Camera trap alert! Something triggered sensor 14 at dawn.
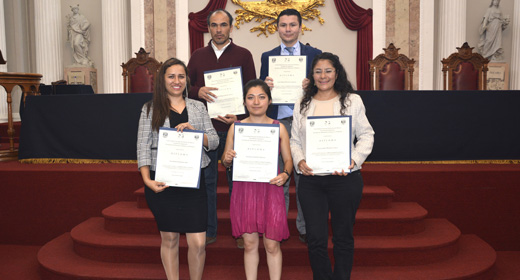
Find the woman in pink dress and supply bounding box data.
[221,79,292,280]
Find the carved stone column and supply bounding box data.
[1,0,8,123]
[419,0,435,90]
[34,0,63,85]
[102,0,129,93]
[372,0,386,58]
[436,0,466,90]
[510,0,520,90]
[130,0,145,54]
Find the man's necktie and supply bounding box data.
[285,46,295,55]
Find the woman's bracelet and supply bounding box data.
[222,161,232,171]
[283,170,290,177]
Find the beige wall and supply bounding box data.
[4,0,33,73]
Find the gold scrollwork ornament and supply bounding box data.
[232,0,325,37]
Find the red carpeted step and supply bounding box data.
[71,218,161,264]
[103,200,425,236]
[36,233,496,280]
[70,217,460,266]
[102,201,158,234]
[38,233,314,280]
[355,202,427,235]
[134,185,395,210]
[38,233,167,280]
[350,235,496,280]
[134,187,148,209]
[359,185,394,209]
[354,218,460,266]
[207,202,426,237]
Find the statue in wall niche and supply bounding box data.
[477,0,510,61]
[66,4,94,67]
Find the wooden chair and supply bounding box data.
[369,43,415,90]
[0,50,6,64]
[441,42,489,91]
[121,48,162,93]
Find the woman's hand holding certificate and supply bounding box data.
[305,116,352,174]
[154,127,204,188]
[232,123,280,183]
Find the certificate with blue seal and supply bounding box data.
[305,115,352,174]
[232,122,280,183]
[155,127,203,188]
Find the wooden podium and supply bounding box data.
[0,72,42,161]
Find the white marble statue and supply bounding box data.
[477,0,510,61]
[66,5,94,67]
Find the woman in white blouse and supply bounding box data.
[290,52,374,280]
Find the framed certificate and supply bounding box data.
[305,116,352,174]
[204,67,245,118]
[232,123,280,183]
[268,55,307,104]
[155,127,203,188]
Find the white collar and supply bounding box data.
[211,40,231,59]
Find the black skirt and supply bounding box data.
[145,108,207,233]
[145,170,207,233]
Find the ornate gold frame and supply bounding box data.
[232,0,325,37]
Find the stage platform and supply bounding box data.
[2,161,519,279]
[1,161,520,279]
[1,161,519,251]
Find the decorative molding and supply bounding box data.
[232,0,325,37]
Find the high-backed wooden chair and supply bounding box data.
[0,50,6,64]
[441,42,489,91]
[369,43,415,90]
[121,48,162,93]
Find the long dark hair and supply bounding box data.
[146,57,190,131]
[300,52,354,115]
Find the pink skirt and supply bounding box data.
[230,180,290,241]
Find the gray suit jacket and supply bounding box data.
[137,98,219,171]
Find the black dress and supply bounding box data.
[145,108,208,233]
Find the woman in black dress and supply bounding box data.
[137,58,219,280]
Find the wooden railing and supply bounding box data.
[0,72,42,161]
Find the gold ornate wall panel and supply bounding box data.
[232,0,325,37]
